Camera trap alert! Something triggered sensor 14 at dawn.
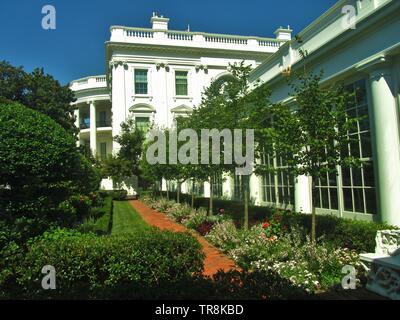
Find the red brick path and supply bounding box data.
[129,200,237,277]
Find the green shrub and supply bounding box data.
[2,228,204,299]
[98,190,127,201]
[279,212,397,252]
[0,102,101,244]
[78,196,113,235]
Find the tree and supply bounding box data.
[102,117,146,189]
[256,51,360,242]
[176,62,271,225]
[0,61,77,136]
[0,101,101,244]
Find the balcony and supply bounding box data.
[70,75,107,91]
[110,27,285,54]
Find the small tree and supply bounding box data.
[102,117,145,188]
[259,58,359,242]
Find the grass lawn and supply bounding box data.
[112,201,151,235]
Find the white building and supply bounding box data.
[71,0,400,226]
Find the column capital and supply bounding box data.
[356,55,392,79]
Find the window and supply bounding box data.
[98,111,108,127]
[276,156,295,206]
[315,168,339,210]
[100,142,107,160]
[135,117,150,132]
[233,175,246,201]
[261,153,276,204]
[189,181,204,197]
[167,181,177,192]
[175,71,188,96]
[260,151,294,206]
[212,174,223,198]
[341,79,376,214]
[81,113,90,129]
[134,69,148,95]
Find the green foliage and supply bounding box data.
[101,117,145,185]
[98,190,127,200]
[279,212,397,253]
[0,61,77,135]
[0,102,101,245]
[78,196,113,235]
[1,228,204,299]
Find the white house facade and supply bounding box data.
[71,0,400,226]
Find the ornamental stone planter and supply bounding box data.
[360,230,400,300]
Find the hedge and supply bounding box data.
[98,190,128,201]
[78,196,113,235]
[1,228,204,299]
[278,212,397,253]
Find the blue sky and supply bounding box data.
[0,0,337,85]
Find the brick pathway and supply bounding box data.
[129,200,237,277]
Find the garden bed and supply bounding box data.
[140,195,381,294]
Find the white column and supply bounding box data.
[111,62,127,154]
[367,60,400,226]
[294,175,312,214]
[90,101,97,156]
[204,181,211,198]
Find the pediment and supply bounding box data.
[130,103,155,113]
[171,104,193,113]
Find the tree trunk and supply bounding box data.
[177,182,181,204]
[191,180,195,208]
[244,175,249,230]
[209,176,214,216]
[311,177,317,244]
[166,181,170,200]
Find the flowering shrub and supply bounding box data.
[206,220,240,252]
[149,198,175,213]
[261,213,285,239]
[196,222,214,236]
[183,208,208,230]
[165,203,194,223]
[229,227,362,292]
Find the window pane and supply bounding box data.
[330,188,338,210]
[135,69,148,95]
[329,172,338,186]
[342,167,351,186]
[360,132,372,158]
[363,163,375,187]
[135,117,150,131]
[355,80,367,105]
[315,188,321,208]
[352,168,363,186]
[365,188,377,214]
[321,188,329,209]
[353,188,364,213]
[343,188,353,211]
[175,71,188,96]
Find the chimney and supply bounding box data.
[151,12,169,30]
[274,26,293,41]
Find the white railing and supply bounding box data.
[205,35,247,45]
[126,29,154,38]
[70,75,107,90]
[111,26,284,51]
[167,32,193,41]
[96,76,106,82]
